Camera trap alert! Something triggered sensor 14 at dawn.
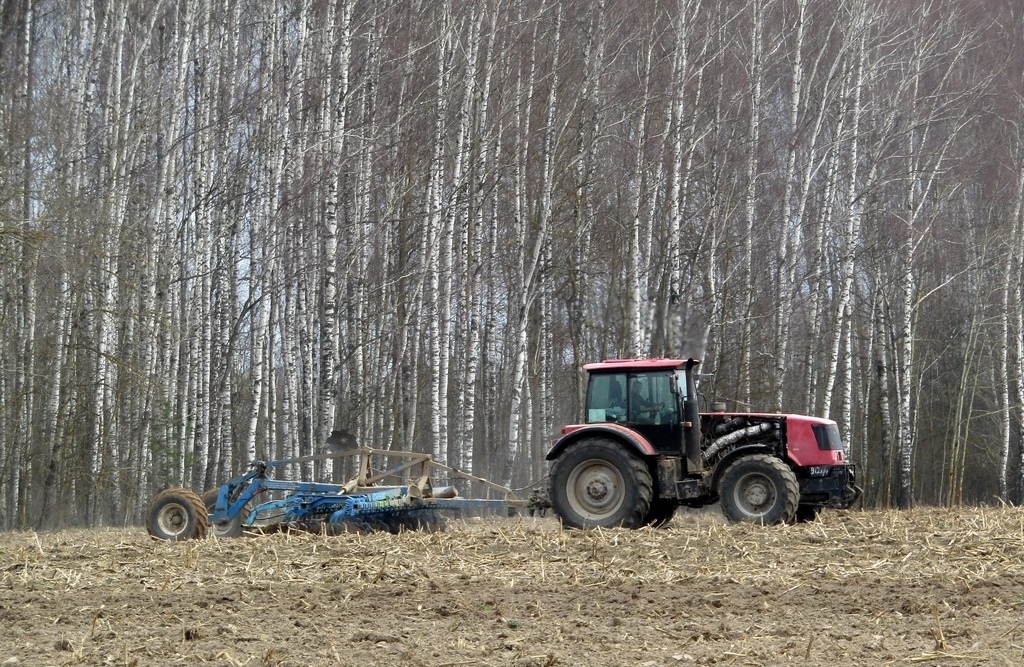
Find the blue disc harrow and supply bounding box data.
[146,441,527,540]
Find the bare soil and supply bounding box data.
[2,507,1024,667]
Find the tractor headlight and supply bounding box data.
[808,466,830,477]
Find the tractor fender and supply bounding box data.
[546,423,657,461]
[709,444,784,493]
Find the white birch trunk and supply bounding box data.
[354,20,382,465]
[97,2,139,520]
[137,0,191,500]
[353,24,380,468]
[11,0,37,528]
[460,10,494,476]
[773,0,807,411]
[569,0,605,405]
[1007,155,1024,499]
[36,270,70,527]
[739,0,765,405]
[875,296,894,507]
[666,0,706,359]
[319,0,352,465]
[821,7,869,423]
[628,44,654,358]
[447,10,484,473]
[188,0,217,491]
[1014,222,1024,501]
[210,0,244,486]
[506,10,560,488]
[891,13,972,507]
[504,12,538,487]
[242,7,287,466]
[997,233,1015,501]
[425,4,454,464]
[281,269,302,481]
[539,237,554,476]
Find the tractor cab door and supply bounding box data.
[585,373,628,424]
[624,372,681,452]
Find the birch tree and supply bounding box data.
[738,0,769,405]
[320,0,353,461]
[890,6,978,508]
[627,39,656,358]
[5,0,1024,526]
[505,7,560,488]
[771,0,843,412]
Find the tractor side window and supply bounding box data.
[586,373,627,423]
[628,373,678,424]
[674,370,689,400]
[653,375,678,422]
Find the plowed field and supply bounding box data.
[3,507,1024,666]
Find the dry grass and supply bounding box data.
[2,507,1024,666]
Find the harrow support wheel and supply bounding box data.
[146,488,208,541]
[549,437,653,529]
[718,454,799,525]
[201,487,249,538]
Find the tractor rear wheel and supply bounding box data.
[146,488,208,541]
[549,438,653,529]
[201,488,249,538]
[718,454,799,525]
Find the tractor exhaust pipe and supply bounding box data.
[683,358,702,476]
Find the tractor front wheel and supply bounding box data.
[549,438,653,529]
[718,454,799,525]
[146,488,208,541]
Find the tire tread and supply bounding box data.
[549,437,653,529]
[718,454,798,525]
[146,488,209,541]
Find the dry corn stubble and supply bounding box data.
[1,507,1023,666]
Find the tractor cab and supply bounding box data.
[584,364,684,451]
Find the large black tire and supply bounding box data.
[201,487,248,538]
[643,499,677,528]
[146,488,208,541]
[549,438,653,529]
[718,454,799,525]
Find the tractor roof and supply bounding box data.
[583,358,698,373]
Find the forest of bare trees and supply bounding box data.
[2,0,1023,530]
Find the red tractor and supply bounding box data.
[546,358,861,527]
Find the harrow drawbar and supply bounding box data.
[145,437,527,541]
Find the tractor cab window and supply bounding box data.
[627,373,678,424]
[586,373,627,423]
[674,370,690,400]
